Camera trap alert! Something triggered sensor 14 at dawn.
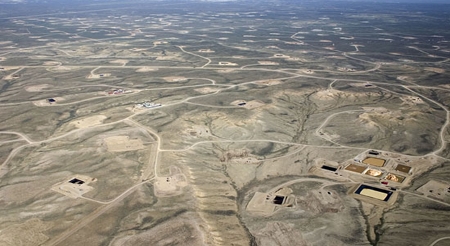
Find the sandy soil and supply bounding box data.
[0,218,51,246]
[33,97,65,106]
[312,90,340,101]
[327,55,346,59]
[110,214,206,246]
[87,73,111,79]
[154,167,188,197]
[440,84,450,89]
[109,59,128,66]
[46,66,72,72]
[43,61,60,66]
[256,79,282,86]
[0,66,19,71]
[218,62,238,66]
[185,125,212,138]
[246,188,294,216]
[397,76,414,82]
[226,162,257,189]
[156,54,183,61]
[198,49,215,53]
[153,41,168,45]
[273,54,290,58]
[254,222,308,246]
[300,69,314,74]
[424,67,445,74]
[217,69,236,73]
[258,61,279,65]
[361,203,384,242]
[400,96,424,105]
[194,87,221,94]
[129,48,147,52]
[349,83,372,88]
[51,175,95,199]
[417,180,449,201]
[246,192,276,215]
[230,100,265,109]
[70,115,107,128]
[104,136,144,152]
[357,109,401,128]
[163,76,187,82]
[135,67,158,72]
[26,84,50,92]
[3,74,20,80]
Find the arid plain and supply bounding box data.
[0,1,450,246]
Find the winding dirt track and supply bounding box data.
[0,8,449,244]
[44,180,151,246]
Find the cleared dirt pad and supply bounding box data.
[87,73,111,79]
[163,76,187,82]
[424,67,445,74]
[70,115,107,128]
[154,166,188,197]
[194,87,221,94]
[258,61,279,65]
[246,192,276,215]
[401,96,424,105]
[43,61,60,66]
[46,66,72,72]
[33,97,65,106]
[136,67,157,72]
[104,136,144,152]
[230,100,265,109]
[417,180,449,200]
[51,175,95,198]
[26,84,50,92]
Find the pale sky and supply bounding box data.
[0,0,449,4]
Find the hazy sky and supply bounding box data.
[0,0,449,4]
[286,0,449,3]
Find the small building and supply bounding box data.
[141,102,161,108]
[108,89,124,95]
[47,98,56,103]
[368,150,380,155]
